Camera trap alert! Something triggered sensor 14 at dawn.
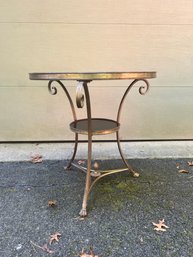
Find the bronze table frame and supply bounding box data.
[29,72,156,217]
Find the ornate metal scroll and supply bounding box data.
[76,82,85,108]
[117,79,149,123]
[116,79,150,177]
[48,80,78,168]
[48,80,77,121]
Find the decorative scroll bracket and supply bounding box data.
[48,79,77,121]
[76,82,85,108]
[117,79,150,123]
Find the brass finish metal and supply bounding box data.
[47,80,78,169]
[116,79,150,177]
[70,118,120,135]
[76,82,85,108]
[29,71,156,81]
[79,81,92,217]
[88,167,129,195]
[29,71,156,217]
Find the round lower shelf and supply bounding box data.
[69,118,120,135]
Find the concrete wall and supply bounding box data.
[0,0,193,141]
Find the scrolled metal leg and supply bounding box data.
[116,79,150,177]
[48,80,78,169]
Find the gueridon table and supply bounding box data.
[29,72,156,217]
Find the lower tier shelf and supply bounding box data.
[69,118,120,135]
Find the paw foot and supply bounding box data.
[64,165,71,170]
[133,172,140,177]
[129,169,140,177]
[79,208,87,217]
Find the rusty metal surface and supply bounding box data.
[29,71,156,81]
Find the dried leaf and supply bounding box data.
[49,232,61,245]
[179,169,189,174]
[48,200,57,207]
[152,219,169,232]
[31,154,43,163]
[188,161,193,166]
[80,247,99,257]
[78,160,85,165]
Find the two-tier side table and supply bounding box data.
[29,72,156,216]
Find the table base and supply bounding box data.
[47,79,150,216]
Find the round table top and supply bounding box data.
[29,71,156,81]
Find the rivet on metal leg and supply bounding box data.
[91,161,101,177]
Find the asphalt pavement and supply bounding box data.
[0,156,193,257]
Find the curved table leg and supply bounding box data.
[78,81,92,217]
[116,130,139,177]
[48,80,78,169]
[66,133,78,169]
[116,79,150,177]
